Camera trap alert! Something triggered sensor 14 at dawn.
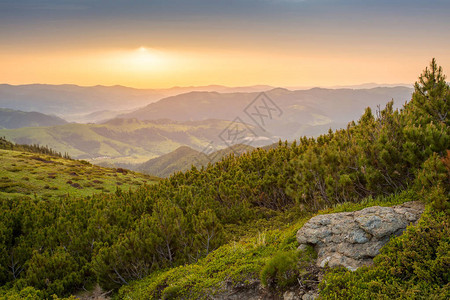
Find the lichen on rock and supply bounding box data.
[296,201,424,271]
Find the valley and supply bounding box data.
[0,85,413,175]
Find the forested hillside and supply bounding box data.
[0,60,448,299]
[0,108,67,129]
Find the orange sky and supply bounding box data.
[2,46,448,89]
[1,1,449,88]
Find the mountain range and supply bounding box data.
[0,84,274,122]
[120,86,413,141]
[0,108,67,129]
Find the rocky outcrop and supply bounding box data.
[296,201,424,271]
[213,202,424,300]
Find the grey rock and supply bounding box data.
[302,293,318,300]
[296,201,424,271]
[283,291,299,300]
[297,244,309,251]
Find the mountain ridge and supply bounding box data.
[0,108,67,129]
[119,86,413,141]
[0,84,275,122]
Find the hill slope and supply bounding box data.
[117,195,441,300]
[136,144,255,177]
[0,148,159,200]
[136,146,201,177]
[0,108,67,129]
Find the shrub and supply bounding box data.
[414,153,450,213]
[162,285,183,300]
[0,286,44,300]
[260,250,301,288]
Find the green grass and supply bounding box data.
[0,149,160,200]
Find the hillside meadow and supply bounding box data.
[0,146,159,200]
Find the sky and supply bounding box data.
[1,0,449,88]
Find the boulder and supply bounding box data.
[296,201,424,271]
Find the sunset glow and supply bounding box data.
[1,1,449,88]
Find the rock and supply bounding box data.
[302,293,318,300]
[283,291,298,300]
[296,201,424,271]
[297,244,309,251]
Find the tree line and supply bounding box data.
[0,137,71,159]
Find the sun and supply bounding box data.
[138,46,148,53]
[129,47,162,69]
[99,46,182,86]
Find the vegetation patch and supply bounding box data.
[0,147,159,201]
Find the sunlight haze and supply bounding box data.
[1,0,449,88]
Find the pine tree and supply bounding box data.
[403,59,450,166]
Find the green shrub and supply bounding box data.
[162,285,182,300]
[260,250,299,288]
[319,208,450,299]
[0,286,44,300]
[414,153,450,213]
[260,248,316,289]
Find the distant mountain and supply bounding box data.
[326,83,413,89]
[0,84,273,122]
[165,84,274,94]
[0,84,164,121]
[120,87,413,140]
[0,118,273,165]
[136,144,254,177]
[73,109,137,123]
[0,108,67,129]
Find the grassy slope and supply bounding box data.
[118,191,418,299]
[0,148,159,200]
